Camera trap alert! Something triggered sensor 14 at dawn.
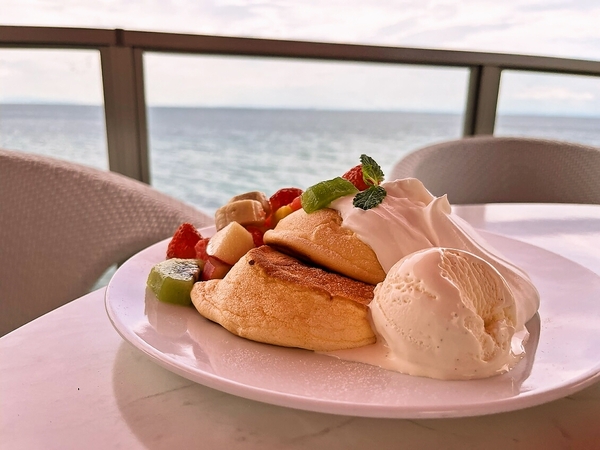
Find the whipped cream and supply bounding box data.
[330,178,539,329]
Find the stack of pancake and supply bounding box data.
[191,208,386,351]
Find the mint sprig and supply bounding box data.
[353,185,386,210]
[352,154,386,210]
[360,154,385,187]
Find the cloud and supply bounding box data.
[1,0,600,116]
[515,86,595,101]
[0,49,103,104]
[498,70,600,115]
[2,0,600,59]
[143,53,469,111]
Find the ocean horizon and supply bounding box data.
[2,103,600,215]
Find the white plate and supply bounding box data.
[105,230,600,419]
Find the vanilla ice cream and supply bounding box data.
[369,247,522,380]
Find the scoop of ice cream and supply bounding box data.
[370,247,520,380]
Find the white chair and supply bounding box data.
[390,136,600,204]
[0,149,213,336]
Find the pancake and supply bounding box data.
[263,208,386,285]
[191,245,376,351]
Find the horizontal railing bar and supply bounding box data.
[0,25,116,48]
[122,30,600,77]
[2,26,600,78]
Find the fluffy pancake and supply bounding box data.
[263,208,386,285]
[191,245,376,351]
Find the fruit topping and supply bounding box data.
[274,205,294,222]
[245,226,266,247]
[301,177,358,214]
[290,195,302,212]
[206,221,256,266]
[147,258,204,305]
[269,187,304,213]
[194,237,210,261]
[342,164,370,191]
[162,155,387,290]
[300,154,386,213]
[200,257,233,281]
[214,198,267,231]
[166,223,202,259]
[352,154,387,210]
[228,191,271,217]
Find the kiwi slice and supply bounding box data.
[147,258,204,306]
[301,177,359,213]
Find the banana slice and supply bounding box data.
[229,191,271,216]
[215,199,267,231]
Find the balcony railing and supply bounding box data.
[2,25,600,183]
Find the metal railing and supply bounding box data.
[2,25,600,183]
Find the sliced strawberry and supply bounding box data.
[194,237,210,261]
[245,226,265,247]
[342,164,369,191]
[166,223,202,259]
[269,187,304,213]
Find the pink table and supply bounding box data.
[2,203,600,449]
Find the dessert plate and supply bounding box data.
[105,229,600,418]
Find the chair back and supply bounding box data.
[0,149,213,335]
[390,136,600,204]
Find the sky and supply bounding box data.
[1,0,600,116]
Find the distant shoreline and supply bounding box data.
[2,103,600,120]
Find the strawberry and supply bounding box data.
[194,237,210,261]
[166,223,202,259]
[245,226,265,247]
[269,187,304,213]
[342,164,369,191]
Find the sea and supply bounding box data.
[2,104,600,217]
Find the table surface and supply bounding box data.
[2,203,600,450]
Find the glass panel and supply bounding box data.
[144,53,468,214]
[496,71,600,147]
[0,49,107,170]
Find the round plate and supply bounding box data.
[105,230,600,418]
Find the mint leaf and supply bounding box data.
[360,154,384,186]
[353,185,387,210]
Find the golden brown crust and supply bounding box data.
[263,208,386,285]
[191,246,376,352]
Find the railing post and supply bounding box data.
[99,42,149,183]
[463,65,502,136]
